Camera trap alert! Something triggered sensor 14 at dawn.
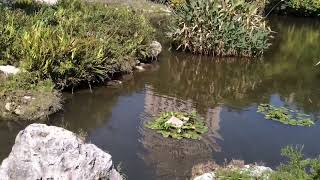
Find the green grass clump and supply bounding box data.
[0,0,155,89]
[146,111,208,140]
[0,72,54,94]
[257,104,315,127]
[269,146,320,180]
[168,0,272,57]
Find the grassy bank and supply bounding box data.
[0,0,157,120]
[0,72,61,120]
[0,0,155,90]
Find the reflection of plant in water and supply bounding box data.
[151,17,320,114]
[146,111,208,139]
[257,104,315,126]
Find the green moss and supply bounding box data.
[146,111,208,140]
[257,104,315,127]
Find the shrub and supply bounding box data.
[270,146,320,180]
[168,0,272,57]
[0,0,155,89]
[288,0,320,16]
[267,0,320,16]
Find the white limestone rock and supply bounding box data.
[0,123,122,180]
[194,172,215,180]
[165,116,185,128]
[0,65,20,75]
[149,41,162,58]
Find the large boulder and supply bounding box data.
[0,124,122,180]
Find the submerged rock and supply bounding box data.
[0,124,122,180]
[135,65,146,71]
[106,80,123,87]
[0,65,20,76]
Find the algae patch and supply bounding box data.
[257,104,315,127]
[146,112,208,140]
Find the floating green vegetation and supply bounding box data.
[146,112,208,140]
[257,104,315,127]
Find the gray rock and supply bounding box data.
[135,65,145,71]
[0,65,20,75]
[194,165,273,180]
[0,124,122,180]
[149,41,162,58]
[165,116,185,128]
[35,0,58,5]
[194,172,215,180]
[243,165,273,178]
[4,103,13,112]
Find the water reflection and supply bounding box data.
[0,16,319,180]
[139,86,221,179]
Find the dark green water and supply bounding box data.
[1,16,320,179]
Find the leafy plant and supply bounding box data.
[270,146,320,180]
[146,111,208,140]
[168,0,272,57]
[257,104,315,127]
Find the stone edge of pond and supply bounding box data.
[192,161,273,180]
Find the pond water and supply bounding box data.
[1,16,320,179]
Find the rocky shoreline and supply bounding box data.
[192,161,273,180]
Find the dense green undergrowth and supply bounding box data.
[146,111,208,140]
[257,104,315,127]
[267,0,320,16]
[168,0,272,57]
[0,0,155,90]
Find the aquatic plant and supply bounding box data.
[257,104,315,127]
[168,0,272,57]
[146,111,208,140]
[0,0,155,89]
